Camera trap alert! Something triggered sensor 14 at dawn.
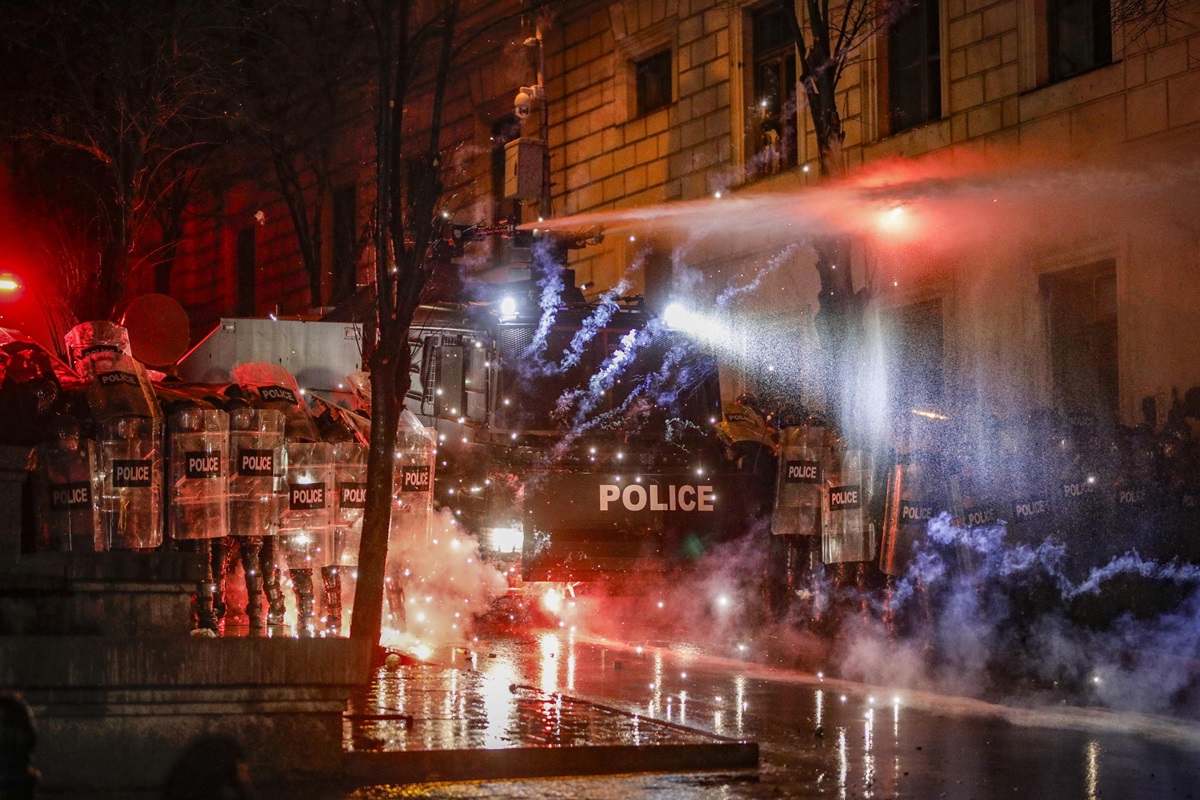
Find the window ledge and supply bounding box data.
[864,118,952,159]
[1028,57,1122,95]
[1017,58,1124,122]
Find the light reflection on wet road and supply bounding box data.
[345,631,1200,799]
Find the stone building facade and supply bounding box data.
[162,0,1200,426]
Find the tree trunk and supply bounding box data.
[778,0,862,417]
[350,0,402,648]
[349,341,402,643]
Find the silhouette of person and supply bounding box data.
[161,734,257,800]
[0,691,39,800]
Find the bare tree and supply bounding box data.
[234,0,368,309]
[0,0,236,321]
[1113,0,1195,43]
[778,0,890,181]
[771,0,898,416]
[347,0,464,646]
[348,0,551,647]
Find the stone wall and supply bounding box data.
[2,637,371,791]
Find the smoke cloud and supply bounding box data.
[506,144,1200,723]
[382,507,508,652]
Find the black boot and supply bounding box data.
[322,566,342,635]
[262,538,287,627]
[194,539,219,633]
[291,568,315,635]
[210,537,231,622]
[239,536,265,629]
[265,568,287,627]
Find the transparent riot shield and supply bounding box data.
[29,420,103,552]
[326,441,367,634]
[385,409,436,628]
[773,424,834,536]
[68,322,161,422]
[879,458,946,576]
[64,321,131,370]
[822,449,876,564]
[229,408,286,628]
[97,416,163,549]
[231,362,320,442]
[279,442,334,568]
[332,442,367,567]
[279,441,334,632]
[947,452,1000,572]
[229,409,286,537]
[167,409,230,540]
[392,409,436,545]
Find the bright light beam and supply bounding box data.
[662,302,733,346]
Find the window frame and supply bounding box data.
[1046,0,1113,82]
[1018,0,1117,91]
[1040,259,1119,422]
[634,48,674,118]
[884,0,944,135]
[611,16,677,125]
[747,3,799,174]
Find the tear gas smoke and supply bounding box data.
[558,279,630,369]
[382,507,508,653]
[508,146,1200,721]
[576,514,1200,719]
[518,246,638,378]
[713,244,797,308]
[520,243,565,374]
[833,514,1200,717]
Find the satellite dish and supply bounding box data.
[120,293,191,369]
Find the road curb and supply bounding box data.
[343,740,760,783]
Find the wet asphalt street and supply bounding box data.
[339,630,1200,799]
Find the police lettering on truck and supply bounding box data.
[598,483,715,512]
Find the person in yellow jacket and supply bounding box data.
[716,393,778,477]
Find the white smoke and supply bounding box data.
[383,507,508,653]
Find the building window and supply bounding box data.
[889,299,945,413]
[235,227,256,316]
[1041,261,1118,422]
[751,5,797,175]
[331,184,357,305]
[888,0,942,134]
[635,49,672,117]
[1047,0,1111,81]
